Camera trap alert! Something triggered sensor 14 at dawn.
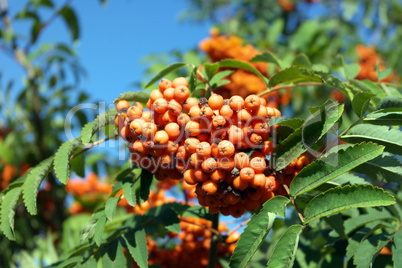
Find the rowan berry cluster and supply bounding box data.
[145,217,237,268]
[355,44,394,82]
[115,76,312,218]
[199,30,289,107]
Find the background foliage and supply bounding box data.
[1,0,402,267]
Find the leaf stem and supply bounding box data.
[69,134,118,161]
[278,176,305,224]
[207,213,220,268]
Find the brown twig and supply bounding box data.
[69,134,119,161]
[278,175,305,224]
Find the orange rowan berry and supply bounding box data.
[210,169,227,182]
[217,157,235,171]
[189,105,202,120]
[142,122,157,138]
[150,89,164,102]
[202,180,219,195]
[248,188,263,201]
[219,104,234,118]
[237,109,252,124]
[116,100,130,112]
[265,175,278,192]
[200,106,214,118]
[163,87,175,101]
[154,130,169,145]
[141,110,152,122]
[217,140,235,157]
[158,78,172,92]
[196,142,212,158]
[244,94,261,111]
[172,77,189,88]
[212,115,226,129]
[177,113,190,126]
[152,98,168,113]
[127,104,143,120]
[184,138,200,154]
[167,141,179,153]
[261,140,275,155]
[208,94,224,110]
[201,157,218,173]
[249,157,266,173]
[168,99,183,115]
[129,118,145,135]
[234,152,249,169]
[161,110,177,124]
[174,85,190,102]
[164,122,181,140]
[250,173,266,188]
[239,167,255,182]
[229,95,245,111]
[229,203,245,218]
[190,153,204,168]
[233,175,249,190]
[185,121,202,136]
[183,97,199,112]
[228,125,244,144]
[194,168,208,182]
[184,169,197,185]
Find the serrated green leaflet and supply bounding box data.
[376,96,402,109]
[81,110,117,145]
[123,228,148,268]
[269,67,322,87]
[304,185,395,223]
[351,92,376,118]
[114,91,151,104]
[105,197,120,221]
[341,124,402,155]
[22,157,54,215]
[94,213,107,246]
[229,196,289,268]
[122,177,136,206]
[140,169,153,202]
[273,118,305,129]
[343,208,395,234]
[290,142,384,196]
[292,54,311,68]
[0,187,22,240]
[58,6,79,41]
[266,224,303,268]
[250,51,283,68]
[145,62,189,88]
[54,138,82,184]
[217,59,268,85]
[363,108,402,125]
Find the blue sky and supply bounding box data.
[1,0,212,107]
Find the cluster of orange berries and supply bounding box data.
[145,217,238,268]
[355,44,394,82]
[199,30,288,107]
[115,76,312,218]
[66,173,112,214]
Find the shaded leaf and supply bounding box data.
[123,228,148,268]
[292,54,311,68]
[22,157,54,215]
[353,232,391,268]
[58,6,79,41]
[94,213,107,246]
[363,108,402,126]
[140,169,153,202]
[341,124,402,155]
[353,152,402,182]
[105,197,120,221]
[352,92,376,118]
[122,177,136,207]
[266,225,303,268]
[145,62,189,88]
[81,110,117,145]
[392,229,402,265]
[290,142,384,196]
[101,239,125,267]
[304,185,395,223]
[217,59,268,84]
[250,51,283,68]
[376,96,402,110]
[229,196,289,268]
[70,152,85,178]
[269,67,322,87]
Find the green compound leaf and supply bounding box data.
[123,228,148,268]
[114,91,151,105]
[145,62,189,88]
[290,142,384,196]
[250,51,283,68]
[292,54,311,68]
[266,224,303,268]
[376,96,402,110]
[54,138,82,184]
[304,185,395,224]
[269,67,322,87]
[229,196,290,268]
[217,59,268,85]
[0,187,22,240]
[122,176,136,207]
[363,108,402,126]
[353,232,392,268]
[140,169,153,202]
[22,157,54,215]
[341,124,402,155]
[351,92,376,118]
